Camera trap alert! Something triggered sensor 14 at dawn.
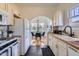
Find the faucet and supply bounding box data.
[63,26,74,37]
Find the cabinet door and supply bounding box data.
[0,3,5,10]
[68,45,79,56]
[7,4,14,25]
[53,10,63,26]
[12,43,19,56]
[58,40,67,56]
[52,37,58,56]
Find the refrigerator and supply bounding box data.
[23,19,31,55]
[12,18,31,55]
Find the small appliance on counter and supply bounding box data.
[0,30,3,38]
[7,31,13,37]
[53,26,63,34]
[3,31,7,37]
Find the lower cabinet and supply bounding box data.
[68,45,79,56]
[48,35,68,56]
[12,42,19,56]
[52,37,58,56]
[58,40,67,56]
[48,34,53,50]
[48,34,58,56]
[48,33,79,56]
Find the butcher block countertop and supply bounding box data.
[67,41,79,50]
[48,32,79,50]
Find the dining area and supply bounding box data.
[31,32,47,46]
[30,16,52,47]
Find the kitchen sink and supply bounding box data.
[58,34,79,41]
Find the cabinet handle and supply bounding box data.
[69,46,78,52]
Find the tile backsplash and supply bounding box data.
[0,26,7,32]
[72,27,79,38]
[64,16,79,38]
[59,25,79,39]
[0,26,13,37]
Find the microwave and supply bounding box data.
[0,10,8,25]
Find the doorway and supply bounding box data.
[30,16,52,47]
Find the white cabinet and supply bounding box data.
[48,34,67,56]
[0,4,6,11]
[48,34,58,56]
[0,3,20,25]
[12,42,19,56]
[0,3,14,25]
[52,37,58,56]
[48,33,79,56]
[53,10,63,26]
[48,33,53,50]
[68,45,79,56]
[58,40,67,56]
[6,4,14,25]
[48,38,52,49]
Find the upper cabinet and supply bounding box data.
[0,3,21,25]
[53,10,63,26]
[6,4,14,25]
[0,3,6,10]
[12,4,21,18]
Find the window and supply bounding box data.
[67,5,79,23]
[68,5,79,18]
[67,5,79,27]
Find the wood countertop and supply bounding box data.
[48,32,79,50]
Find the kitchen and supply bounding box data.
[0,3,79,56]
